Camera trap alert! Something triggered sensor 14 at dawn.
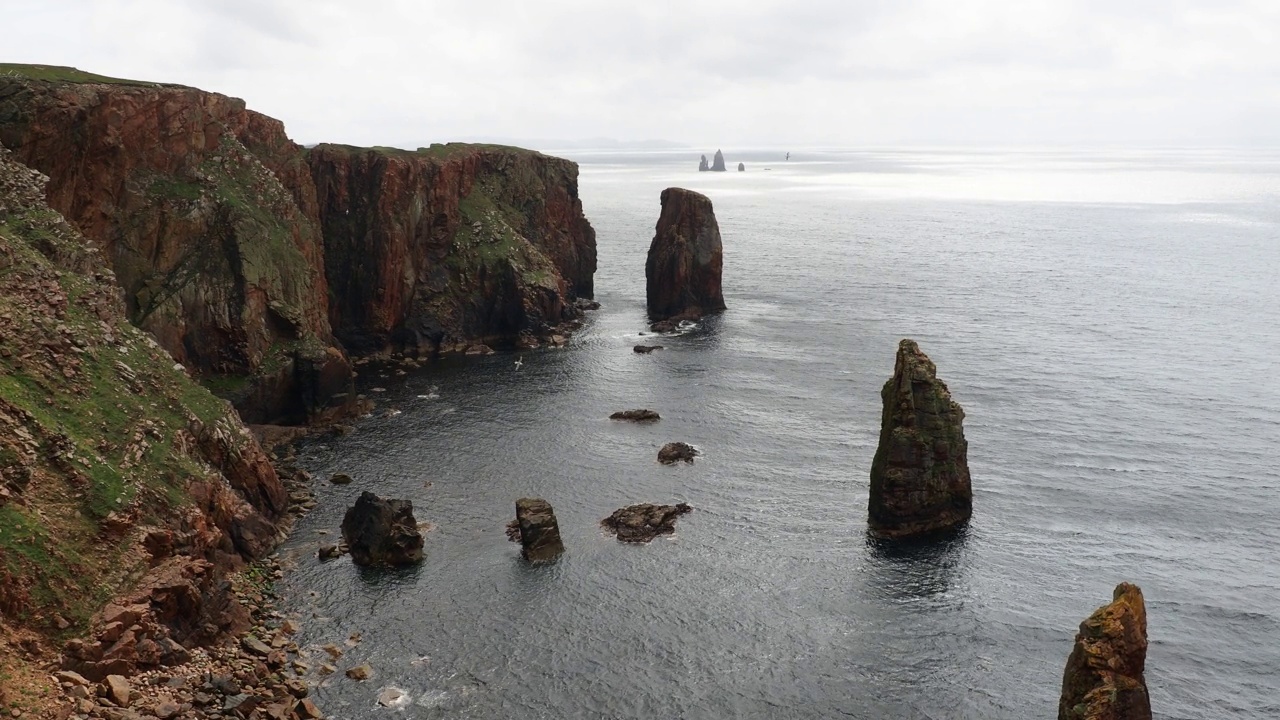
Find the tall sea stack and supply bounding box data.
[1059,583,1152,720]
[698,154,710,172]
[645,188,726,322]
[711,149,727,172]
[868,339,972,538]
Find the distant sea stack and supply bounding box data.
[711,149,727,172]
[1059,583,1152,720]
[737,162,745,172]
[698,154,710,172]
[645,188,726,322]
[868,339,972,538]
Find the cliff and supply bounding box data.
[307,143,596,354]
[645,187,725,322]
[868,339,972,538]
[1059,583,1152,720]
[0,145,287,676]
[0,64,353,424]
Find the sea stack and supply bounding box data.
[867,339,972,538]
[1059,583,1152,720]
[645,188,726,322]
[513,498,565,562]
[711,149,727,171]
[340,491,425,566]
[698,154,710,172]
[737,162,745,172]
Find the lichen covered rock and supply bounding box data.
[645,188,725,322]
[1059,583,1152,720]
[868,339,972,537]
[340,491,425,566]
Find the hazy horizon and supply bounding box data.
[7,1,1279,149]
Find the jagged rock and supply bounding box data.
[317,544,341,560]
[646,188,726,322]
[868,339,972,538]
[1059,583,1152,720]
[513,498,565,562]
[658,442,698,464]
[698,154,709,172]
[737,162,745,171]
[602,503,693,543]
[240,635,272,658]
[345,663,373,681]
[295,698,323,719]
[649,320,678,334]
[610,409,660,422]
[102,675,131,707]
[340,492,425,566]
[329,473,352,485]
[633,344,664,354]
[711,149,727,172]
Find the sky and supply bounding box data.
[6,0,1279,148]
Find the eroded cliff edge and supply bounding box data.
[308,143,596,355]
[0,66,353,424]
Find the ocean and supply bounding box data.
[276,147,1280,719]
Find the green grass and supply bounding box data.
[0,63,160,86]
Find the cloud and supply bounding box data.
[5,0,1279,146]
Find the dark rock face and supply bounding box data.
[1059,583,1152,720]
[511,497,565,562]
[601,503,692,543]
[658,442,698,464]
[868,339,972,538]
[698,155,709,172]
[645,188,726,322]
[610,409,660,422]
[308,144,596,356]
[711,149,727,172]
[633,344,664,353]
[339,492,424,566]
[737,162,745,172]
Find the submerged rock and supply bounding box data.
[602,503,693,543]
[513,497,565,562]
[1059,583,1152,720]
[646,188,726,322]
[868,339,972,538]
[610,409,660,422]
[339,492,425,566]
[329,473,353,485]
[633,344,665,353]
[658,442,698,464]
[711,149,727,171]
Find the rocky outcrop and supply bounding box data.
[1059,583,1152,720]
[737,162,745,172]
[633,344,664,353]
[610,409,660,422]
[711,150,726,172]
[698,155,709,172]
[658,442,699,464]
[0,143,286,652]
[0,65,354,424]
[339,491,425,566]
[509,497,565,562]
[602,503,692,543]
[307,143,597,356]
[645,188,726,322]
[868,339,972,538]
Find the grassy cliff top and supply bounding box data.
[310,141,543,160]
[0,63,173,87]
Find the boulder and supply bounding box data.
[345,663,372,681]
[633,344,664,353]
[602,503,693,543]
[645,188,726,322]
[1059,583,1152,720]
[102,675,131,707]
[610,409,660,422]
[658,442,698,464]
[329,473,353,485]
[868,339,972,538]
[339,492,425,566]
[711,149,727,171]
[512,498,565,562]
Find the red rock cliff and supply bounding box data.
[0,67,352,423]
[307,143,596,354]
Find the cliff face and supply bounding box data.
[0,66,353,424]
[308,143,596,354]
[0,145,285,647]
[1059,583,1152,720]
[645,187,725,322]
[868,339,972,538]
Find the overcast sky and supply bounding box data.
[7,0,1279,148]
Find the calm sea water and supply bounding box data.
[277,148,1280,719]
